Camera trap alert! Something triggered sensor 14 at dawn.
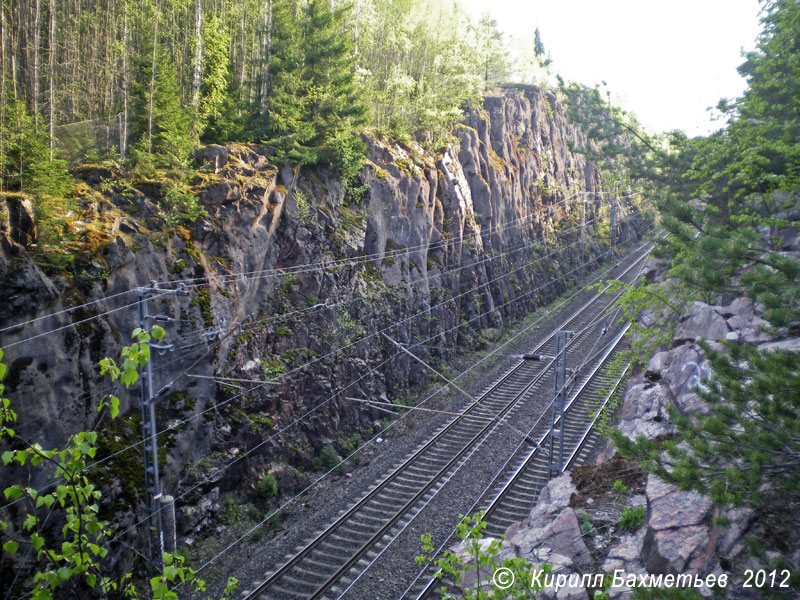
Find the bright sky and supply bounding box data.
[458,0,763,136]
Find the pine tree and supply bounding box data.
[130,40,194,169]
[300,0,367,154]
[199,15,242,142]
[475,13,509,83]
[254,0,366,168]
[252,0,312,158]
[612,0,800,511]
[533,27,545,57]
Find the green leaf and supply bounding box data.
[110,397,120,419]
[121,368,138,388]
[23,513,37,531]
[31,533,44,551]
[151,325,165,341]
[1,450,13,464]
[57,566,71,581]
[0,362,6,381]
[4,484,23,500]
[3,540,19,555]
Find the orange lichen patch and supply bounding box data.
[173,226,192,241]
[74,229,111,258]
[195,171,225,187]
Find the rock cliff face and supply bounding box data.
[0,87,644,544]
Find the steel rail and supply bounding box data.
[244,243,651,600]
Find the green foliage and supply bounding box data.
[324,131,367,204]
[416,511,551,599]
[592,277,687,367]
[610,0,800,522]
[131,30,195,169]
[260,356,287,380]
[199,15,243,142]
[474,14,510,83]
[253,0,367,168]
[314,444,341,472]
[255,471,279,499]
[614,341,800,507]
[162,179,208,227]
[337,433,362,456]
[533,28,545,58]
[1,333,237,599]
[294,189,312,224]
[618,506,645,531]
[222,494,244,524]
[612,480,628,494]
[0,95,75,249]
[578,512,597,537]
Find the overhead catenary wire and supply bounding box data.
[398,251,656,600]
[0,185,621,351]
[1,289,174,350]
[0,227,579,513]
[0,288,134,334]
[166,238,654,591]
[0,214,646,518]
[107,236,650,553]
[0,191,611,355]
[177,243,649,595]
[153,194,585,288]
[183,234,588,392]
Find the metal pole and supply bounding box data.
[547,330,568,480]
[580,196,587,277]
[137,289,164,570]
[135,284,188,571]
[610,202,618,255]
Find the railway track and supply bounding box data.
[242,242,651,600]
[409,325,633,599]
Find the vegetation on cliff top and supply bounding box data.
[0,0,559,272]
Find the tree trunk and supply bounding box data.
[354,0,360,56]
[191,0,202,108]
[9,6,16,99]
[237,8,245,100]
[121,0,129,158]
[32,0,41,130]
[1,3,6,191]
[48,0,55,160]
[259,0,271,111]
[148,16,159,154]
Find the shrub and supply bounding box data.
[618,506,645,531]
[318,444,341,471]
[255,471,279,499]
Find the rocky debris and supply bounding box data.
[616,382,674,440]
[198,144,228,173]
[178,487,220,535]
